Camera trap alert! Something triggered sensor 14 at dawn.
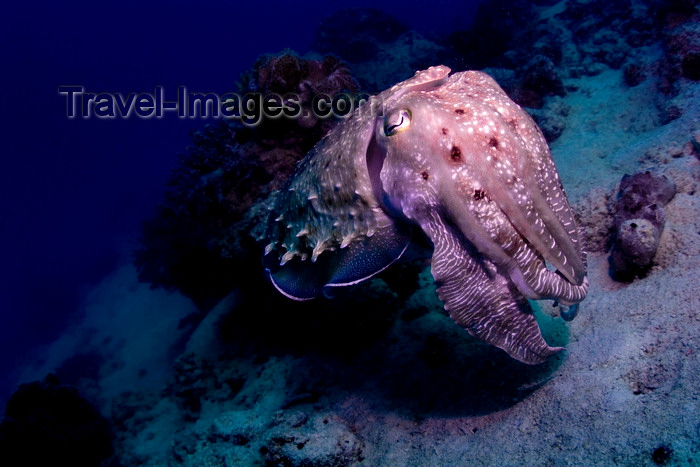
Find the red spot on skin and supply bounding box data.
[421,171,429,180]
[450,146,462,162]
[455,109,465,115]
[441,128,448,135]
[488,136,499,148]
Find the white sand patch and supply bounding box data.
[552,67,664,195]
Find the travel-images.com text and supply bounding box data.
[58,86,376,125]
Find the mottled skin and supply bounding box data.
[264,66,588,364]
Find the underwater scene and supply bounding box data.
[1,0,699,465]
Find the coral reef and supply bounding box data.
[525,96,571,142]
[312,8,409,64]
[439,0,700,139]
[351,30,446,92]
[659,3,700,95]
[238,51,359,137]
[0,374,112,466]
[610,170,677,280]
[446,0,538,70]
[446,2,571,115]
[311,8,446,91]
[134,52,358,310]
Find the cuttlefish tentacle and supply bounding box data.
[452,72,587,286]
[508,242,588,305]
[380,91,586,306]
[436,175,588,307]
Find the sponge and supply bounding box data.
[610,170,676,280]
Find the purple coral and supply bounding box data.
[239,52,359,136]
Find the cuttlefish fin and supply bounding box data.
[265,222,411,301]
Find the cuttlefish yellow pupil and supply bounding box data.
[383,108,411,136]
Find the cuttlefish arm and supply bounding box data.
[454,71,586,287]
[373,69,588,363]
[420,205,563,364]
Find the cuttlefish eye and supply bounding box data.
[383,108,411,136]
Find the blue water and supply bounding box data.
[0,0,479,408]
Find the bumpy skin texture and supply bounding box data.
[265,66,588,364]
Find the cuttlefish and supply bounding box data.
[263,66,588,364]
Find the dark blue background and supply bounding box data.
[0,0,478,403]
